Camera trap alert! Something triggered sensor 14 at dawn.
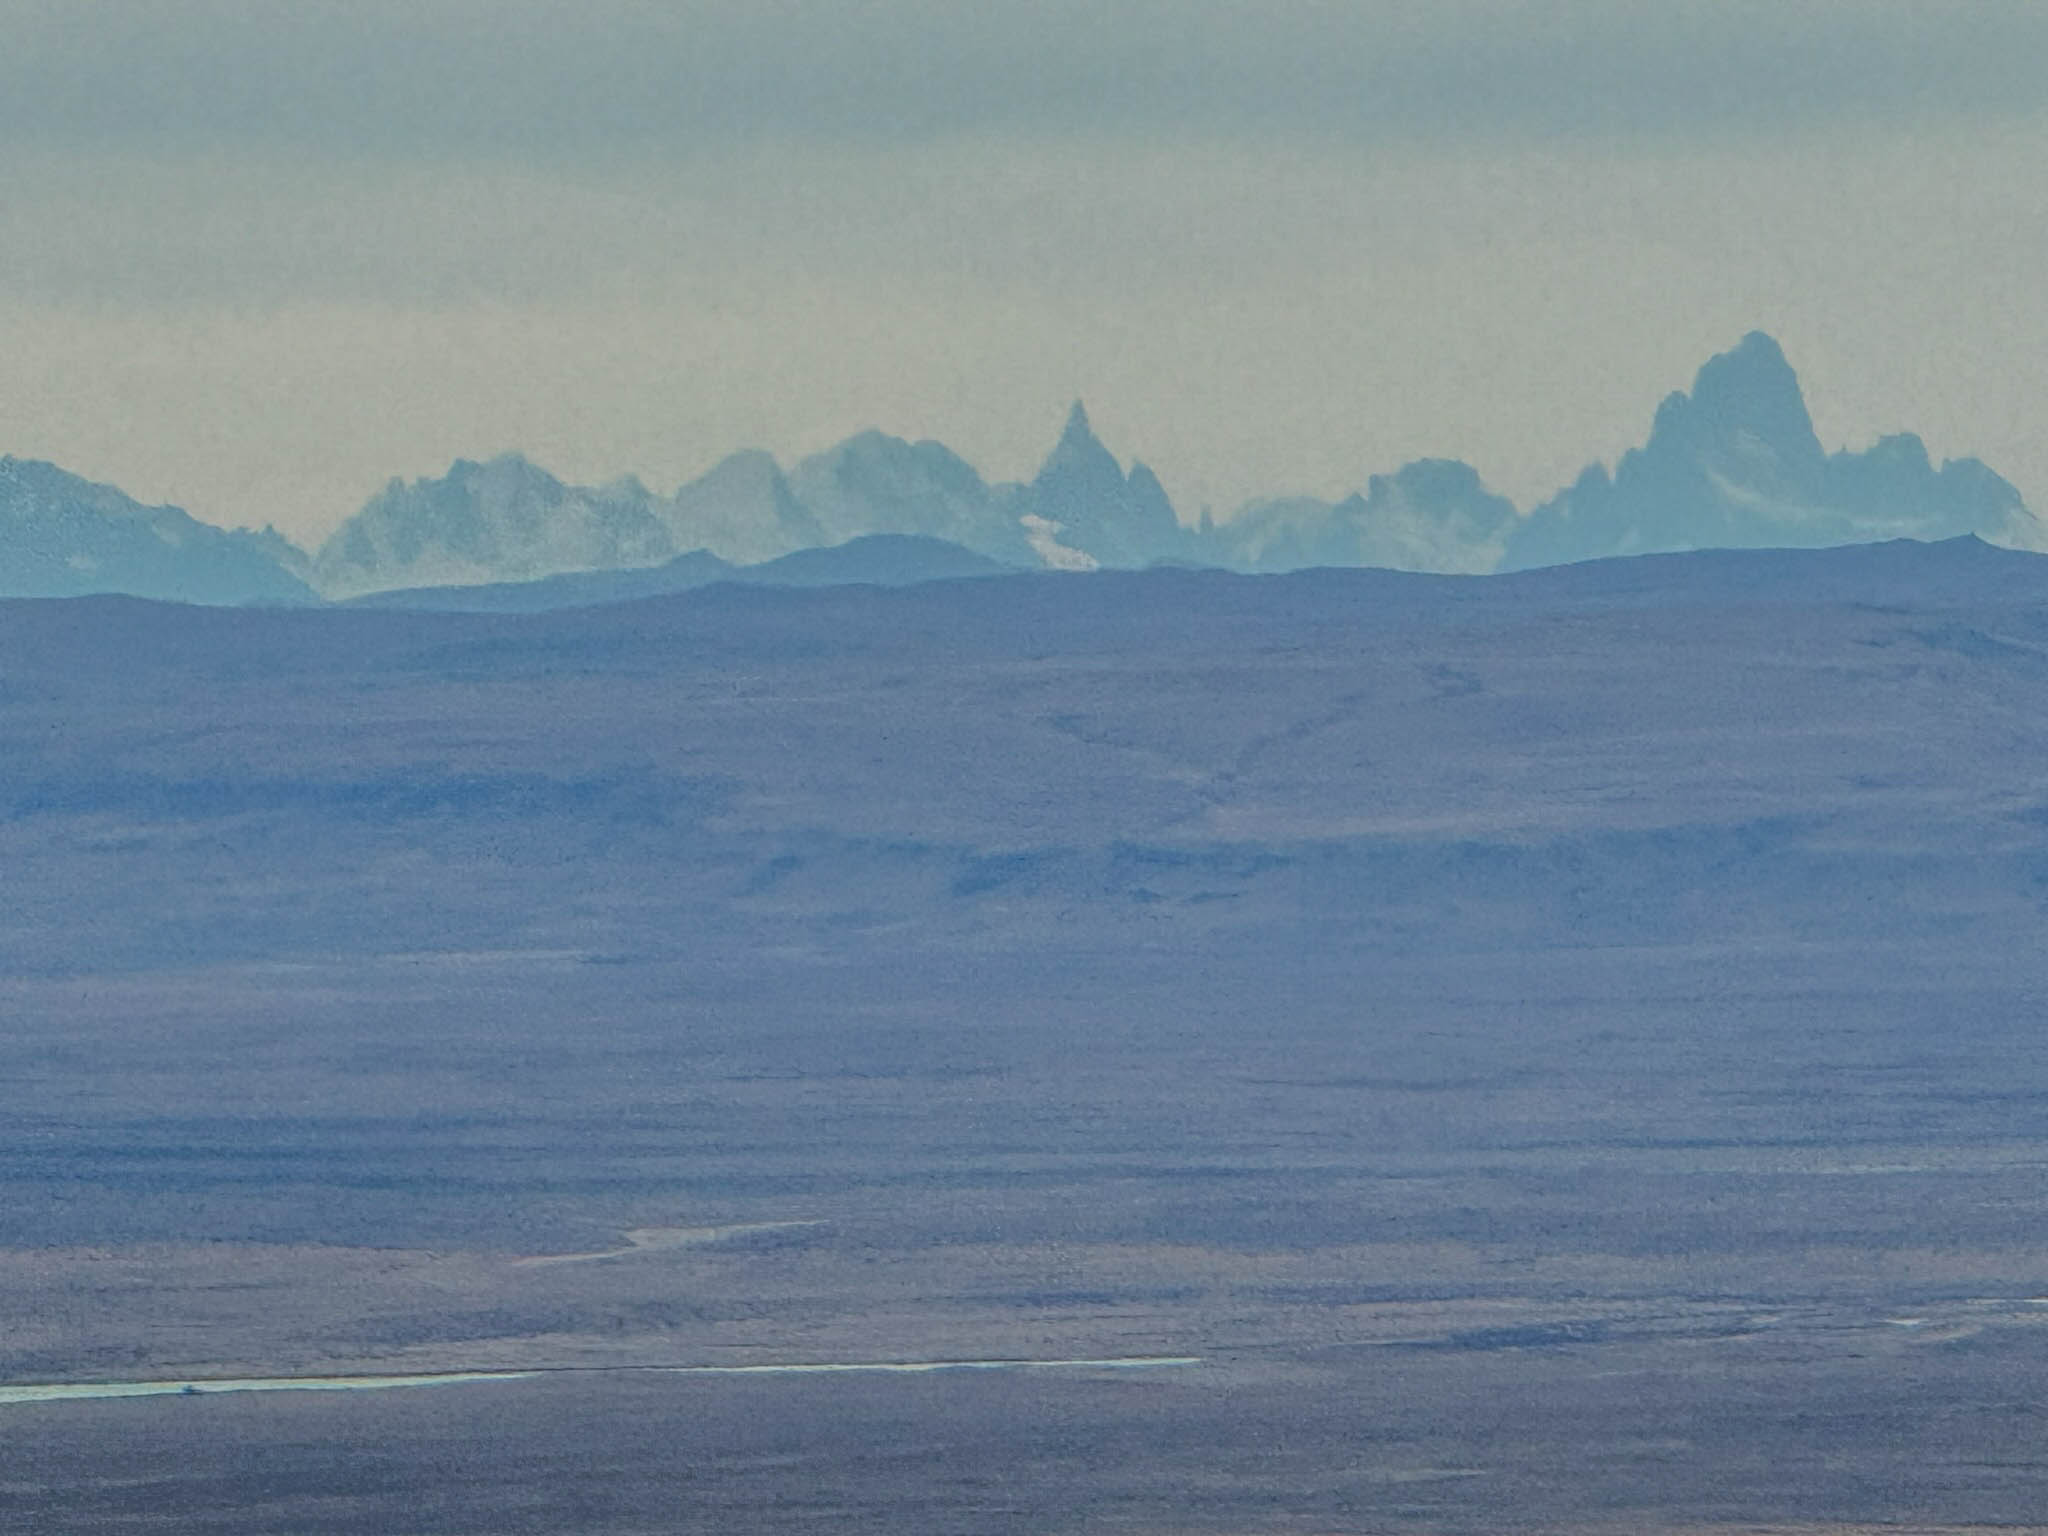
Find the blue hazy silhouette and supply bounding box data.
[0,457,313,605]
[1502,332,2039,569]
[4,334,2041,604]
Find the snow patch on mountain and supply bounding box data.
[1021,514,1099,572]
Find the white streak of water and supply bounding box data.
[0,1355,1199,1408]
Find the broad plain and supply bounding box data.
[6,547,2048,1528]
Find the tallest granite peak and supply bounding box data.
[1651,329,1822,468]
[1501,330,2042,570]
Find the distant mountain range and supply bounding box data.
[0,458,316,606]
[3,333,2040,607]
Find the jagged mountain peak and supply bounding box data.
[800,429,981,489]
[680,448,786,496]
[1038,401,1125,490]
[1647,329,1822,470]
[1705,329,1795,387]
[1377,458,1493,503]
[1017,405,1187,569]
[313,451,675,598]
[446,450,558,486]
[1127,460,1167,497]
[0,455,314,604]
[785,430,1025,562]
[835,427,906,458]
[665,449,822,566]
[1202,456,1518,576]
[1502,331,2042,570]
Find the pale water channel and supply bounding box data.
[0,1356,1202,1408]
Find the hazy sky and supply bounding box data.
[5,0,2047,544]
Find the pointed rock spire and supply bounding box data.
[1652,330,1822,468]
[1018,402,1186,568]
[1037,400,1125,489]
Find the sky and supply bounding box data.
[4,0,2047,546]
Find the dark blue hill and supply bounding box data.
[347,534,1013,612]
